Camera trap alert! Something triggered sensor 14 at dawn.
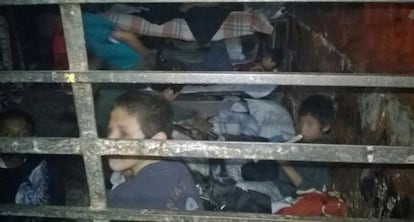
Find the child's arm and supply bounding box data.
[112,30,150,57]
[249,64,265,72]
[277,160,303,187]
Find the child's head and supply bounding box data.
[0,110,33,169]
[108,92,173,140]
[151,84,184,102]
[261,48,283,71]
[298,95,334,142]
[0,109,33,137]
[107,92,173,173]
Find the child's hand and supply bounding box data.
[192,115,213,134]
[249,64,264,72]
[112,29,137,43]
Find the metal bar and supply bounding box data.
[59,4,88,71]
[1,0,414,5]
[2,71,414,88]
[60,4,97,138]
[60,4,107,210]
[87,139,414,164]
[1,138,414,164]
[0,137,82,154]
[82,153,107,209]
[71,84,98,138]
[0,204,404,222]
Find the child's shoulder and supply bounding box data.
[154,160,189,172]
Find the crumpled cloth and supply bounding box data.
[15,160,50,205]
[276,191,348,217]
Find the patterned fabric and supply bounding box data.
[210,108,260,137]
[101,9,273,42]
[15,160,50,205]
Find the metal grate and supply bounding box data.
[0,1,414,221]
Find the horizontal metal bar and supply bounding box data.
[0,137,82,154]
[0,204,404,222]
[1,71,414,88]
[1,138,414,164]
[1,0,414,5]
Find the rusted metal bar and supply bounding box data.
[59,4,88,72]
[82,153,107,210]
[60,4,106,210]
[1,0,414,5]
[2,71,414,88]
[0,204,404,222]
[60,4,96,137]
[0,137,82,154]
[1,138,414,164]
[71,84,98,138]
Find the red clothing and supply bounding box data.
[277,192,347,217]
[52,21,68,69]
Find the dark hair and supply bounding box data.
[298,95,334,127]
[0,109,33,136]
[265,48,283,67]
[113,92,173,138]
[151,84,184,94]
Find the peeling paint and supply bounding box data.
[292,16,354,72]
[64,72,76,83]
[33,140,40,153]
[360,93,414,146]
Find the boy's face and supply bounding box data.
[108,107,144,140]
[0,118,31,137]
[299,114,328,142]
[107,107,144,173]
[0,117,31,168]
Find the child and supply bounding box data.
[236,48,283,72]
[298,94,334,143]
[274,94,334,197]
[106,92,203,211]
[0,110,64,221]
[83,13,151,70]
[150,84,184,102]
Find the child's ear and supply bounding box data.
[322,125,331,133]
[151,131,167,140]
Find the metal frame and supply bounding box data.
[1,138,414,164]
[0,1,413,222]
[0,204,406,222]
[2,0,414,5]
[2,71,414,87]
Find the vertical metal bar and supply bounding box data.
[60,4,107,210]
[71,83,98,138]
[60,4,96,137]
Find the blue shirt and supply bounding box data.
[82,13,139,70]
[274,162,331,197]
[108,160,203,211]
